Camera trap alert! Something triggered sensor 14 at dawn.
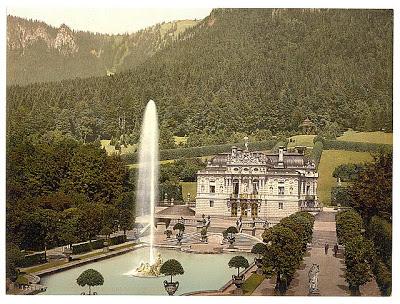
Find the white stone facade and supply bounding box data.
[195,146,319,220]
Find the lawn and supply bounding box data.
[25,260,68,274]
[242,273,265,295]
[181,182,197,200]
[127,159,175,169]
[173,136,188,146]
[100,139,137,156]
[337,130,393,145]
[287,135,316,149]
[317,150,373,205]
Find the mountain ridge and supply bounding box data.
[7,15,201,85]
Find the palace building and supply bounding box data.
[195,143,319,220]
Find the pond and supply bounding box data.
[40,247,255,295]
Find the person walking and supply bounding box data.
[333,243,339,257]
[324,243,329,255]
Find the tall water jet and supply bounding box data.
[136,100,159,264]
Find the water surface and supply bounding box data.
[41,247,254,295]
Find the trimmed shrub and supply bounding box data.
[368,216,392,267]
[72,242,93,254]
[336,209,363,245]
[344,236,374,292]
[370,257,391,296]
[294,211,315,226]
[109,234,127,246]
[90,239,105,250]
[20,252,46,267]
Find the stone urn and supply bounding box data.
[176,233,183,245]
[163,280,179,296]
[232,274,245,289]
[228,235,236,248]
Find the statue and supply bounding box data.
[204,215,211,229]
[244,136,249,151]
[236,216,243,233]
[308,263,320,295]
[135,252,163,277]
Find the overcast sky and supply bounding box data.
[6,7,212,34]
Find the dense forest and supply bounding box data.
[6,134,134,254]
[7,9,393,148]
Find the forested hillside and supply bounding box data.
[7,15,198,85]
[7,9,393,147]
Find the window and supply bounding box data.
[233,180,239,194]
[253,180,259,194]
[210,185,215,193]
[279,202,283,209]
[269,187,273,195]
[210,200,214,207]
[278,186,285,195]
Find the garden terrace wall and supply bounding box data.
[123,140,277,164]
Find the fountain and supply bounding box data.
[133,100,161,277]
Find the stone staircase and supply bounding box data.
[312,230,338,248]
[311,211,338,248]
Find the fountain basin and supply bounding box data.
[40,247,254,295]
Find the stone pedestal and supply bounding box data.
[103,241,109,253]
[233,288,243,295]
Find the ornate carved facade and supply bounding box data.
[195,145,319,219]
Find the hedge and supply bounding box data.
[72,235,127,254]
[20,252,46,267]
[370,257,391,296]
[91,239,106,250]
[335,209,363,245]
[72,241,94,254]
[368,216,392,267]
[324,140,392,153]
[109,234,127,246]
[123,139,277,164]
[311,141,324,168]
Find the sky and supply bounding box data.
[6,7,212,34]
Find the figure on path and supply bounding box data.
[333,243,339,257]
[324,243,329,255]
